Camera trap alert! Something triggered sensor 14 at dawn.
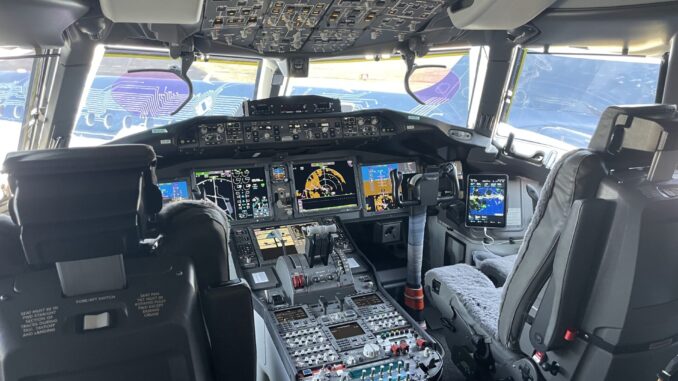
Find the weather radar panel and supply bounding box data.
[361,162,417,213]
[194,167,271,221]
[292,160,359,213]
[465,174,508,228]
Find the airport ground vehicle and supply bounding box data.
[1,1,678,380]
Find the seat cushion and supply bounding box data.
[475,253,517,286]
[425,264,501,339]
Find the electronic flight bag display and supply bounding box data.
[465,174,508,228]
[361,162,417,213]
[292,160,359,213]
[194,167,271,221]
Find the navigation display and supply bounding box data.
[465,174,508,228]
[253,222,319,261]
[158,180,190,204]
[361,162,417,213]
[194,167,271,221]
[292,160,359,213]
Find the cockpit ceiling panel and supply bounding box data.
[200,0,445,54]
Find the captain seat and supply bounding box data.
[0,144,255,381]
[425,104,678,380]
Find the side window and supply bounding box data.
[71,49,260,147]
[0,52,33,204]
[498,52,661,150]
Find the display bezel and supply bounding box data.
[464,174,509,228]
[157,177,192,204]
[289,157,362,216]
[358,160,419,216]
[190,164,275,224]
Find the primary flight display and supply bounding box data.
[361,162,417,213]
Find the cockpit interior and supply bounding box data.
[2,1,678,380]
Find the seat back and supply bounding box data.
[0,145,212,381]
[501,105,678,380]
[498,149,606,348]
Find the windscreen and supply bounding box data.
[286,51,473,127]
[292,160,359,213]
[194,167,271,221]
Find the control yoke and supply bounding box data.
[303,224,337,268]
[389,165,455,318]
[390,165,455,208]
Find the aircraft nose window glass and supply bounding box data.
[286,51,474,128]
[0,49,33,203]
[70,48,260,147]
[498,51,661,150]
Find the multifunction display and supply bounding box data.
[293,160,359,213]
[361,162,417,213]
[194,167,271,221]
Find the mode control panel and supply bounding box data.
[195,114,395,148]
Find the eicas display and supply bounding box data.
[194,167,271,221]
[361,162,417,213]
[465,174,508,228]
[292,160,359,213]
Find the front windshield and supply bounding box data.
[285,51,474,127]
[71,48,260,147]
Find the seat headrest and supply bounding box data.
[588,104,678,179]
[2,144,162,265]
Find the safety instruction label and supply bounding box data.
[134,292,166,318]
[20,306,59,338]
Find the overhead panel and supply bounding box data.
[200,0,446,54]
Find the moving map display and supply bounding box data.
[194,167,271,221]
[292,161,359,213]
[465,174,508,228]
[158,180,190,204]
[253,222,319,261]
[361,162,417,213]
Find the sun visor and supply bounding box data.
[100,0,204,24]
[447,0,557,30]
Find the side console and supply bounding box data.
[231,217,444,380]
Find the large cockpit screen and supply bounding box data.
[465,174,508,228]
[292,160,359,213]
[361,162,417,213]
[194,167,271,221]
[253,222,319,261]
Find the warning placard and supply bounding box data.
[134,292,166,318]
[20,306,59,338]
